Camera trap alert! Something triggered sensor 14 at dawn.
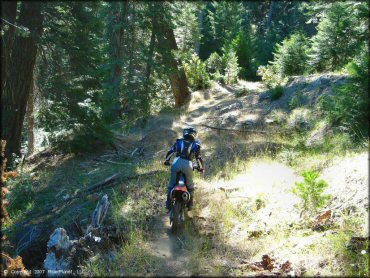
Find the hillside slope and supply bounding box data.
[3,74,368,277]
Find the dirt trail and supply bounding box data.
[142,73,368,275]
[147,212,192,276]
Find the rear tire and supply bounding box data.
[171,201,182,234]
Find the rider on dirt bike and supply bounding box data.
[164,127,205,211]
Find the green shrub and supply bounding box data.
[257,65,282,89]
[292,170,331,215]
[206,51,223,83]
[39,98,113,153]
[256,33,308,88]
[235,87,251,97]
[206,52,224,75]
[269,110,288,125]
[271,32,309,77]
[287,108,312,130]
[206,49,240,85]
[277,148,301,166]
[270,85,284,100]
[319,49,369,139]
[308,2,365,72]
[183,53,211,90]
[229,31,255,79]
[223,49,240,85]
[212,70,224,83]
[8,176,35,217]
[289,91,306,109]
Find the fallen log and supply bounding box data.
[91,194,109,228]
[182,122,267,134]
[130,148,139,157]
[93,157,132,165]
[106,160,132,165]
[3,170,166,231]
[83,173,121,193]
[44,195,118,273]
[63,169,165,203]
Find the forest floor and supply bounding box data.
[3,74,368,276]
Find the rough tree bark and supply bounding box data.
[266,0,275,34]
[104,1,128,122]
[1,1,18,92]
[145,26,156,83]
[26,76,35,156]
[144,18,156,94]
[1,2,44,166]
[153,8,191,107]
[194,9,203,55]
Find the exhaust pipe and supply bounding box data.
[182,191,190,201]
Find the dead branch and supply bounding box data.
[5,170,165,231]
[130,147,139,157]
[83,173,121,194]
[63,170,165,203]
[106,160,132,165]
[182,122,267,134]
[91,194,109,229]
[93,157,132,166]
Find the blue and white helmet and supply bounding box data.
[183,127,197,140]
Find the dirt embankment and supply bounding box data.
[5,73,365,276]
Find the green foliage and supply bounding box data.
[277,148,301,166]
[287,108,312,130]
[269,110,288,125]
[319,49,369,138]
[38,2,112,153]
[206,48,239,85]
[183,53,211,90]
[289,92,306,109]
[223,48,240,85]
[256,65,282,89]
[173,2,201,52]
[271,32,309,76]
[270,85,284,100]
[207,2,245,54]
[86,231,160,276]
[308,2,365,72]
[229,31,255,79]
[206,52,223,75]
[292,170,331,214]
[257,32,308,91]
[234,87,251,98]
[8,175,35,217]
[206,52,224,82]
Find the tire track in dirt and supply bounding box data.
[147,212,192,276]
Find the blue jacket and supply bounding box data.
[165,138,203,168]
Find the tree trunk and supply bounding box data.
[1,2,44,166]
[104,1,128,122]
[26,76,35,156]
[1,1,18,100]
[145,21,156,89]
[194,9,203,55]
[153,13,191,107]
[266,0,275,34]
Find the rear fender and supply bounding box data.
[170,186,189,201]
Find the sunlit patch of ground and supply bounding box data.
[191,151,368,276]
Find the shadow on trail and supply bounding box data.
[4,144,168,269]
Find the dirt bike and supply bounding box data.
[169,166,202,234]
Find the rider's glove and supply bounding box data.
[164,160,170,166]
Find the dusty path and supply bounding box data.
[147,212,192,276]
